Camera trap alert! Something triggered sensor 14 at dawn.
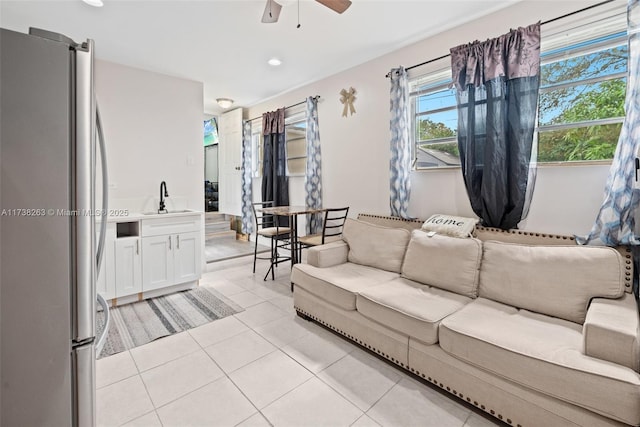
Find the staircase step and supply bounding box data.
[205,212,229,222]
[206,221,231,233]
[205,229,236,241]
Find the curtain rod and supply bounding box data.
[384,0,615,78]
[246,95,321,122]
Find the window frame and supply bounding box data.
[284,111,308,177]
[410,76,460,169]
[249,109,308,178]
[409,7,628,170]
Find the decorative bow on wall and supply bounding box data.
[340,87,357,117]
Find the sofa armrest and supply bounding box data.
[583,293,640,372]
[306,240,349,268]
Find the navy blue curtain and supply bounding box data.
[451,23,541,230]
[261,108,289,227]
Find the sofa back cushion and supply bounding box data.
[342,218,411,273]
[479,241,626,324]
[402,230,482,298]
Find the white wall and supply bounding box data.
[247,0,614,236]
[95,60,204,213]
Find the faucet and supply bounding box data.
[158,181,169,213]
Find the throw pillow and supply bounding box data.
[421,214,478,238]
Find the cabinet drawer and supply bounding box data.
[141,215,200,237]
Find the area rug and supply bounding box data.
[96,287,244,359]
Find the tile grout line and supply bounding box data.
[188,316,274,427]
[107,253,489,427]
[102,256,274,426]
[142,328,265,425]
[117,409,162,427]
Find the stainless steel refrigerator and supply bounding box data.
[0,27,110,426]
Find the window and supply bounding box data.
[203,118,218,146]
[250,110,308,177]
[285,112,307,176]
[410,10,627,169]
[410,70,459,168]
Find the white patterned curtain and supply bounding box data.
[305,96,323,234]
[389,66,412,218]
[577,0,640,249]
[241,120,254,234]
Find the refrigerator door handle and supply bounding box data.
[96,105,108,273]
[74,39,96,342]
[95,293,110,355]
[73,343,96,427]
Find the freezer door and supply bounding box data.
[74,39,97,343]
[73,342,96,427]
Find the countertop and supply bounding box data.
[105,209,204,223]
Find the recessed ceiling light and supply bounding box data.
[268,58,282,67]
[82,0,104,7]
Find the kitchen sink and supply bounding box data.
[142,209,195,215]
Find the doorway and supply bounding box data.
[204,117,219,212]
[205,144,219,212]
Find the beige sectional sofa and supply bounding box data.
[290,214,640,427]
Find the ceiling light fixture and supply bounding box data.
[268,58,282,67]
[82,0,104,7]
[216,98,234,109]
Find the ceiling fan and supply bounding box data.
[261,0,352,24]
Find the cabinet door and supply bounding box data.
[115,237,142,297]
[142,235,174,291]
[174,231,201,284]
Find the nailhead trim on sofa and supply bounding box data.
[294,306,519,426]
[304,213,637,425]
[474,225,634,292]
[357,213,634,292]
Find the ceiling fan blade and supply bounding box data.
[261,0,283,23]
[315,0,352,14]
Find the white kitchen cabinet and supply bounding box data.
[101,213,202,304]
[142,234,174,291]
[141,214,202,292]
[115,236,142,297]
[174,231,201,283]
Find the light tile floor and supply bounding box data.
[97,256,501,427]
[204,236,269,263]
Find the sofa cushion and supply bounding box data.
[583,294,640,372]
[357,278,471,345]
[401,230,482,298]
[342,219,411,273]
[306,241,349,268]
[440,298,640,425]
[291,262,398,311]
[479,241,625,324]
